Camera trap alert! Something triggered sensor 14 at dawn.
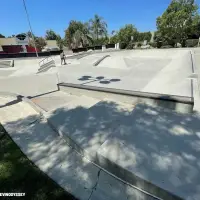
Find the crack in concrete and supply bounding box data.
[88,169,101,200]
[28,117,41,125]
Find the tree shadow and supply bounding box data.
[0,124,77,200]
[78,75,121,85]
[78,75,92,81]
[2,99,200,199]
[46,101,200,199]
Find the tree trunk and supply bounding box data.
[96,29,98,40]
[181,39,186,47]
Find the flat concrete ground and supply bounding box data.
[59,49,194,98]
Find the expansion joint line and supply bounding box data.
[88,169,101,200]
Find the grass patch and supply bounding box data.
[0,124,77,200]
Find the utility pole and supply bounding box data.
[22,0,38,57]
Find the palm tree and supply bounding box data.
[89,14,107,40]
[72,25,92,48]
[65,21,92,49]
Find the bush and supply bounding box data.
[126,41,134,49]
[186,39,199,47]
[110,35,119,44]
[120,42,127,49]
[149,42,157,48]
[137,42,142,47]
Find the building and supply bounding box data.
[42,40,59,52]
[0,35,59,53]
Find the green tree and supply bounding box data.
[45,29,58,40]
[64,20,91,49]
[56,35,65,49]
[0,33,5,38]
[153,31,163,48]
[137,32,152,42]
[192,16,200,37]
[29,37,47,51]
[156,0,200,47]
[93,37,109,45]
[110,34,119,44]
[117,24,137,48]
[89,14,107,40]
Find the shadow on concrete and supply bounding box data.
[154,95,176,110]
[47,102,200,199]
[0,124,77,200]
[27,90,59,99]
[3,100,200,199]
[78,75,121,85]
[78,75,92,81]
[0,95,23,108]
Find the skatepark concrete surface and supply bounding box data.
[59,49,194,98]
[1,48,200,200]
[0,95,157,200]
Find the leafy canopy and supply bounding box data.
[0,33,5,38]
[156,0,200,46]
[117,24,137,47]
[45,29,58,40]
[65,20,91,49]
[89,14,107,40]
[29,37,46,51]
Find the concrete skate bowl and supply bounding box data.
[58,49,194,112]
[95,49,192,71]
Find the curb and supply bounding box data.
[58,82,194,114]
[93,55,110,66]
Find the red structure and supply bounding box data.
[26,45,39,52]
[2,45,39,53]
[2,45,23,53]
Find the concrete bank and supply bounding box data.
[0,94,158,200]
[25,89,198,200]
[59,83,193,113]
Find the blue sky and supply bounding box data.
[1,0,200,38]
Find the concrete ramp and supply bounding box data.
[0,73,58,97]
[97,56,128,69]
[0,94,161,200]
[43,93,187,200]
[9,58,41,76]
[7,83,199,199]
[143,51,193,96]
[0,60,14,68]
[42,91,199,200]
[31,91,79,111]
[78,54,108,65]
[29,87,183,199]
